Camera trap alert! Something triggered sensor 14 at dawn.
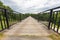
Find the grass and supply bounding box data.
[48,33,60,40]
[0,33,4,37]
[0,22,2,30]
[0,20,18,30]
[0,33,4,40]
[0,21,7,30]
[9,20,18,26]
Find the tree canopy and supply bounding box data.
[0,1,13,11]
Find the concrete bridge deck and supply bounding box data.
[1,16,53,40]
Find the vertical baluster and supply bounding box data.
[4,9,9,29]
[53,12,58,31]
[48,9,53,29]
[52,12,54,30]
[57,12,60,33]
[2,9,7,29]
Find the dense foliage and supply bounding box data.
[30,13,50,21]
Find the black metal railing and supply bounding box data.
[41,6,60,33]
[0,7,28,31]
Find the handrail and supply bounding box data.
[42,6,60,12]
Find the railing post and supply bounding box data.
[57,17,60,33]
[52,12,54,30]
[20,13,21,21]
[57,12,60,33]
[4,9,9,29]
[2,9,7,29]
[48,9,53,30]
[53,12,58,30]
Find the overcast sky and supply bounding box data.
[0,0,60,13]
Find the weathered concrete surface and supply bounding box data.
[2,16,52,40]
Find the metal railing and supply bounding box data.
[42,6,60,33]
[0,7,28,31]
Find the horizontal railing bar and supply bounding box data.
[42,6,60,12]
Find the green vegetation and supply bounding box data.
[0,33,4,40]
[30,13,50,21]
[0,1,29,31]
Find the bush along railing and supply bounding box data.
[30,13,50,22]
[0,8,9,30]
[41,6,60,34]
[0,7,28,31]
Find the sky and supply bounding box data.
[0,0,60,13]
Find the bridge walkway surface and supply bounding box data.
[1,16,53,40]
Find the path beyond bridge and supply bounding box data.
[2,16,52,40]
